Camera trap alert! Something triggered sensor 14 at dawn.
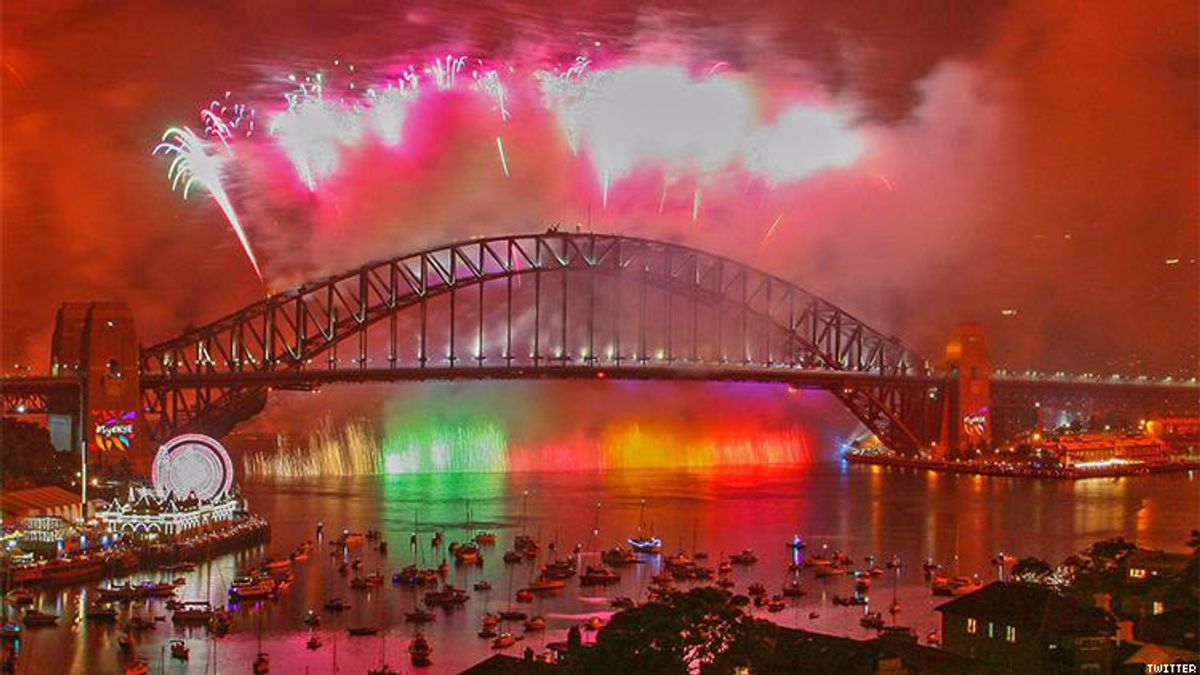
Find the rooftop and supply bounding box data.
[458,654,559,674]
[935,582,1115,636]
[1,486,80,520]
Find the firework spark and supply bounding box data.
[153,126,262,279]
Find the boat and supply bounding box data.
[949,576,982,596]
[610,596,635,610]
[349,626,380,636]
[303,610,321,627]
[730,549,758,565]
[117,632,134,653]
[584,616,606,631]
[474,531,497,545]
[124,659,150,675]
[498,609,527,621]
[478,625,498,638]
[172,601,214,623]
[169,639,189,661]
[22,609,58,627]
[491,632,516,649]
[408,632,433,666]
[579,565,620,586]
[601,546,642,566]
[767,596,787,612]
[717,560,733,574]
[96,583,144,602]
[0,623,21,640]
[854,575,872,591]
[514,590,534,603]
[628,500,662,554]
[405,609,436,623]
[523,615,547,631]
[473,580,493,591]
[143,581,177,598]
[306,634,322,650]
[161,561,196,573]
[861,612,886,630]
[815,565,847,578]
[453,542,483,566]
[423,586,470,607]
[4,589,33,606]
[787,534,807,550]
[126,616,157,631]
[808,611,820,619]
[253,652,270,674]
[86,604,118,621]
[481,612,501,627]
[502,550,524,564]
[229,574,276,601]
[524,578,565,593]
[782,580,806,597]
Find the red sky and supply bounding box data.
[3,0,1197,376]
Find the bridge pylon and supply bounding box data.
[51,302,145,474]
[942,322,992,456]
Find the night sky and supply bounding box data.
[3,0,1197,376]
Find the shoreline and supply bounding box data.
[844,452,1200,479]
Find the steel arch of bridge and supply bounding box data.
[139,231,940,449]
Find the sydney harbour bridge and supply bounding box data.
[2,231,1195,463]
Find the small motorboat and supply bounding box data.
[523,615,547,631]
[514,590,535,603]
[473,580,493,591]
[303,610,321,627]
[307,634,322,650]
[323,597,349,611]
[808,611,820,619]
[730,549,758,565]
[124,660,150,675]
[502,550,524,564]
[474,531,497,545]
[169,640,189,661]
[860,612,885,630]
[22,609,58,627]
[524,578,566,593]
[126,616,156,631]
[348,626,380,636]
[782,580,806,597]
[408,632,433,666]
[498,609,527,621]
[405,609,436,624]
[579,566,621,586]
[491,632,516,649]
[481,612,501,627]
[766,596,787,612]
[610,596,635,610]
[86,604,119,622]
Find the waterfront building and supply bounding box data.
[1040,434,1169,469]
[936,582,1117,674]
[93,487,241,540]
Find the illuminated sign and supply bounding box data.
[962,407,989,439]
[92,410,137,452]
[153,434,234,502]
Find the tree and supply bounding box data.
[1012,556,1054,584]
[576,587,775,675]
[0,417,73,488]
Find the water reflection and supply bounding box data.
[14,464,1196,673]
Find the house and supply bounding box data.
[459,654,559,674]
[936,582,1117,675]
[768,628,983,674]
[1124,548,1192,584]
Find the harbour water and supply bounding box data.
[13,463,1198,674]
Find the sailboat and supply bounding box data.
[453,501,483,565]
[252,607,269,673]
[367,628,400,675]
[628,500,662,554]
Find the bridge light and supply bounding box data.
[15,404,26,414]
[596,371,607,379]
